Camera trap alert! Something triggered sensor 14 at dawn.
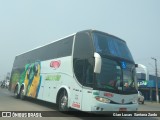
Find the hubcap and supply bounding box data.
[14,87,18,96]
[60,96,68,110]
[20,89,25,99]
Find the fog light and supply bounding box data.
[95,96,110,103]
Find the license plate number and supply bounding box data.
[119,108,127,111]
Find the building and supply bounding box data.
[137,73,160,101]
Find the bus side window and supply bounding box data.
[83,59,94,87]
[73,31,94,87]
[74,59,85,85]
[74,59,94,87]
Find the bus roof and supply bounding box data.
[16,29,126,57]
[16,33,75,57]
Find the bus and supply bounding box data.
[9,29,138,112]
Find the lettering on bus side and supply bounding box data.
[45,75,61,81]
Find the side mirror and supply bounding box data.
[94,53,102,73]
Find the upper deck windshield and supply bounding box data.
[93,32,134,62]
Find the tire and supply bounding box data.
[19,87,25,100]
[142,100,144,104]
[14,86,19,99]
[58,90,69,111]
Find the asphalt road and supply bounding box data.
[0,88,159,120]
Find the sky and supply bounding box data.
[0,0,160,79]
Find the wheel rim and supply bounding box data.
[14,87,18,97]
[20,89,25,99]
[60,95,68,110]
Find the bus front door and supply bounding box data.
[82,87,93,111]
[71,85,82,110]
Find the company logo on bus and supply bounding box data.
[50,60,61,69]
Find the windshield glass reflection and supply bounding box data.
[95,58,137,93]
[93,32,134,62]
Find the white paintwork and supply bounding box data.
[37,56,74,103]
[16,49,138,112]
[81,87,93,111]
[13,30,138,112]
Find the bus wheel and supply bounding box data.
[58,90,69,111]
[14,85,19,99]
[20,87,25,100]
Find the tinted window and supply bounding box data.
[96,58,122,90]
[13,36,73,68]
[74,59,94,87]
[73,32,93,59]
[93,32,134,62]
[73,31,94,87]
[96,58,137,94]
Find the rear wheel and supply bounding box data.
[14,85,19,99]
[19,87,25,100]
[58,90,69,111]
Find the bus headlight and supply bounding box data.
[95,96,110,103]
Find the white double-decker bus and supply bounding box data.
[9,30,138,112]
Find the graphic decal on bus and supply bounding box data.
[45,74,61,81]
[10,62,42,98]
[10,71,21,90]
[26,62,42,98]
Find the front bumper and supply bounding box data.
[91,102,138,112]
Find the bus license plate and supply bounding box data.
[119,108,127,111]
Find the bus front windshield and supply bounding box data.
[93,32,137,94]
[96,58,137,94]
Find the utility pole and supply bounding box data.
[151,57,159,103]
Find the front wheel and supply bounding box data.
[58,90,69,111]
